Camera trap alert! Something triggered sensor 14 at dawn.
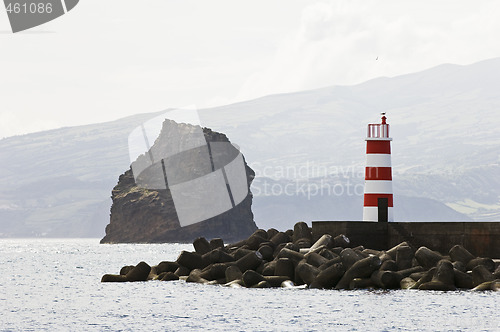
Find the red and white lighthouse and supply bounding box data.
[363,114,393,222]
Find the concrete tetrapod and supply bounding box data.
[193,237,212,255]
[472,279,500,291]
[225,265,243,283]
[292,222,312,245]
[274,258,295,281]
[371,270,401,289]
[340,248,365,270]
[102,261,151,282]
[209,238,224,250]
[449,245,475,265]
[309,234,332,252]
[296,261,320,285]
[415,247,443,270]
[396,246,413,270]
[471,265,495,287]
[466,257,495,272]
[336,255,381,289]
[454,268,473,289]
[159,272,179,281]
[419,260,456,291]
[309,262,345,289]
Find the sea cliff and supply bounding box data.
[100,120,257,243]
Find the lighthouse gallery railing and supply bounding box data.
[367,123,390,138]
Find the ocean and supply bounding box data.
[0,239,498,331]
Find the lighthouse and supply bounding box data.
[363,114,393,222]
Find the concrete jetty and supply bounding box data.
[312,221,500,258]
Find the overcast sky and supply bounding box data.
[1,0,500,138]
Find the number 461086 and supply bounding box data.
[6,2,53,14]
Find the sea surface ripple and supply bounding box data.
[0,239,498,331]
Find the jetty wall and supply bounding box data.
[312,221,500,258]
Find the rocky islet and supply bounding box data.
[100,120,258,244]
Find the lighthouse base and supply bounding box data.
[363,207,394,222]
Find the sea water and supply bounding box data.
[0,239,498,331]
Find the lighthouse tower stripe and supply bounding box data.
[363,193,394,206]
[365,167,392,180]
[366,140,391,154]
[364,180,393,194]
[365,154,392,167]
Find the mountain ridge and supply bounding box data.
[2,58,499,237]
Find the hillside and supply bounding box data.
[3,58,500,237]
[199,57,500,222]
[0,112,159,237]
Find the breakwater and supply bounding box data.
[102,222,500,291]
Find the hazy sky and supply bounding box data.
[1,0,500,138]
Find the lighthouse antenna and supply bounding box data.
[381,112,387,125]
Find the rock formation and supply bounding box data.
[100,120,257,243]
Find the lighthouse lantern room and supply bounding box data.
[363,114,394,222]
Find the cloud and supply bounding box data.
[236,0,500,101]
[2,0,500,137]
[0,111,61,138]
